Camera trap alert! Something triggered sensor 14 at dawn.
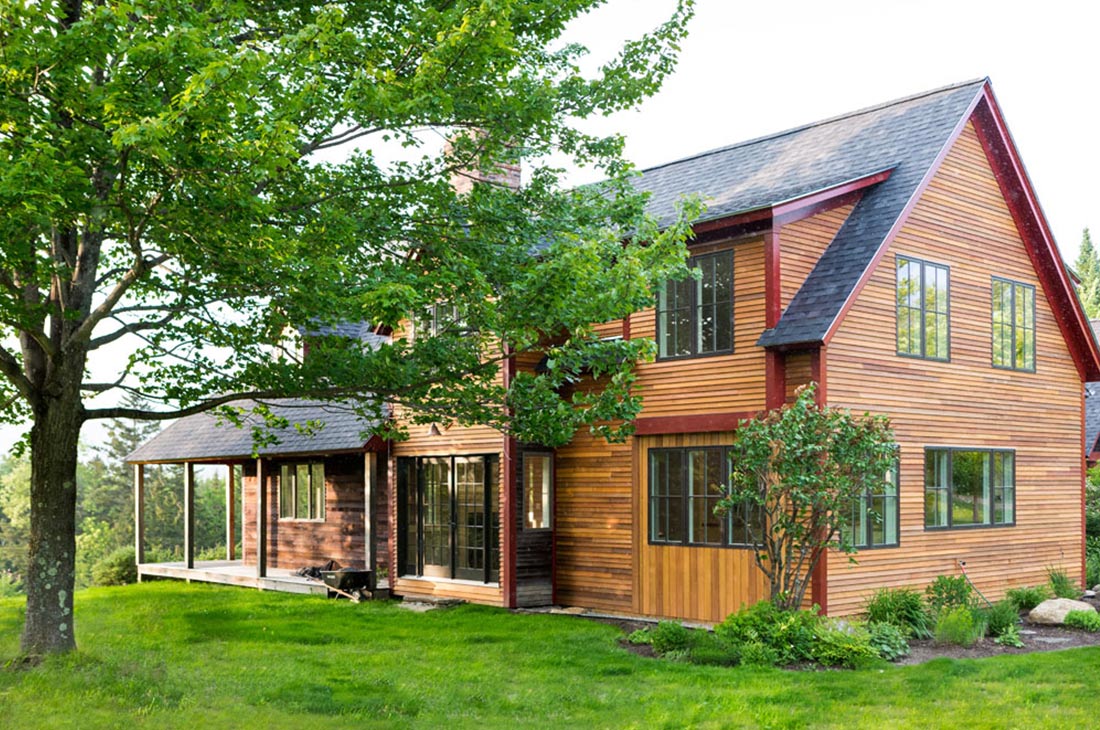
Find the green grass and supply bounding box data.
[1,583,1099,729]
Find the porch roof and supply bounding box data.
[125,398,383,464]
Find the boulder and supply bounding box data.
[1028,598,1096,625]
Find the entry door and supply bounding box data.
[420,458,452,578]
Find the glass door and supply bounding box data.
[420,458,452,578]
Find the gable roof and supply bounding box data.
[125,399,382,464]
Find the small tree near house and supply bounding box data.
[720,385,896,611]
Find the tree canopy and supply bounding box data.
[0,0,698,654]
[1075,228,1100,318]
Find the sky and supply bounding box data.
[2,0,1097,455]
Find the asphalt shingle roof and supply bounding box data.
[630,79,986,348]
[125,399,382,464]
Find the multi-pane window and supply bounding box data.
[843,461,900,549]
[992,278,1036,371]
[657,250,733,359]
[897,255,949,360]
[924,449,1015,529]
[278,463,325,521]
[648,447,761,547]
[414,302,465,339]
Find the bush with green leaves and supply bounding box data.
[90,547,138,587]
[625,628,652,645]
[1048,568,1081,599]
[934,606,985,648]
[1064,610,1100,632]
[687,633,740,667]
[979,600,1020,638]
[715,600,821,665]
[1005,585,1052,612]
[994,625,1025,648]
[0,570,22,598]
[865,587,932,638]
[1087,537,1100,589]
[650,621,693,656]
[739,641,780,667]
[925,575,973,615]
[867,621,909,661]
[811,622,880,669]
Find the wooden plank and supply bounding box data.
[184,462,195,570]
[134,463,145,567]
[225,466,235,561]
[255,458,266,578]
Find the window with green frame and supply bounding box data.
[842,461,899,549]
[924,449,1014,529]
[648,446,761,547]
[278,463,326,521]
[991,277,1035,371]
[656,250,733,359]
[896,255,949,360]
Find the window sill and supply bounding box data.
[924,522,1015,531]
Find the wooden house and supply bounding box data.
[129,78,1100,621]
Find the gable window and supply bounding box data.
[992,278,1035,371]
[896,255,949,360]
[656,250,733,359]
[278,463,325,521]
[648,447,760,547]
[843,461,899,549]
[924,448,1014,529]
[414,302,465,340]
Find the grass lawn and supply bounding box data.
[1,583,1098,729]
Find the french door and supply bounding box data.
[398,455,500,583]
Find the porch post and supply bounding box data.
[256,458,267,578]
[364,452,376,572]
[133,463,145,568]
[226,465,236,561]
[184,462,195,569]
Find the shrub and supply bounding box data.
[1064,610,1100,633]
[1005,585,1051,612]
[867,621,909,661]
[865,587,932,638]
[0,570,22,598]
[739,641,779,667]
[650,621,693,656]
[925,575,972,615]
[1048,568,1081,599]
[812,622,880,669]
[934,606,984,648]
[91,547,138,587]
[715,600,821,665]
[625,628,652,645]
[994,625,1025,648]
[688,633,740,667]
[1085,537,1100,589]
[979,600,1020,638]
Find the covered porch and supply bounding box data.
[126,399,389,596]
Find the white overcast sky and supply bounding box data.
[2,0,1097,455]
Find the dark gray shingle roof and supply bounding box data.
[631,79,986,348]
[301,321,389,349]
[125,399,381,463]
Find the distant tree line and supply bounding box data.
[1075,228,1100,318]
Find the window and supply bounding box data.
[924,449,1015,529]
[992,278,1035,371]
[648,447,760,547]
[843,461,899,549]
[657,250,733,359]
[896,255,949,360]
[278,463,325,521]
[522,453,553,530]
[414,302,466,339]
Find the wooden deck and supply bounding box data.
[137,560,329,595]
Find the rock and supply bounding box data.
[1092,584,1100,593]
[1028,598,1097,625]
[1085,590,1097,599]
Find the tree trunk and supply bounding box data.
[20,396,82,655]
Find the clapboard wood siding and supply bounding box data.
[629,237,768,416]
[633,432,768,622]
[784,351,814,403]
[780,203,855,312]
[553,413,634,613]
[242,455,377,571]
[825,121,1083,616]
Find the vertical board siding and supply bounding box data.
[780,203,855,311]
[241,455,379,571]
[825,121,1083,616]
[633,432,768,622]
[629,237,768,416]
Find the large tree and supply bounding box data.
[1076,228,1100,318]
[0,0,699,655]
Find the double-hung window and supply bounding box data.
[656,250,733,359]
[648,447,760,547]
[924,448,1014,529]
[843,461,900,549]
[278,463,326,521]
[992,278,1035,371]
[896,255,949,360]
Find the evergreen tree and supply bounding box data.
[1076,228,1100,318]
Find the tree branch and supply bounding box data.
[66,253,170,349]
[0,341,33,403]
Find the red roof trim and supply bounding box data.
[968,85,1100,381]
[632,412,755,435]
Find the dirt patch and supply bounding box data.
[897,622,1100,665]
